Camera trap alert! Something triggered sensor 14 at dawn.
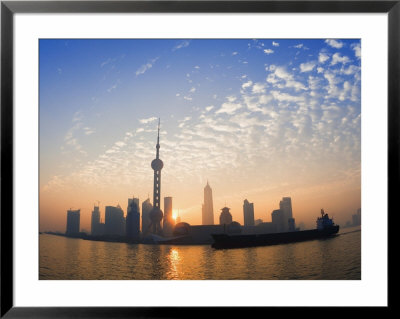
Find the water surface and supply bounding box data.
[40,226,361,280]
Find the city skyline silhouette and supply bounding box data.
[39,39,361,233]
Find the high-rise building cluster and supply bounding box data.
[87,195,174,240]
[65,119,176,240]
[271,197,296,232]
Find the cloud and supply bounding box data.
[252,83,266,94]
[72,110,83,123]
[172,40,190,51]
[266,65,307,91]
[83,127,95,135]
[323,71,358,101]
[135,57,159,76]
[300,61,316,72]
[272,41,279,47]
[264,49,274,54]
[107,81,119,93]
[323,71,340,97]
[266,73,279,84]
[325,39,344,49]
[351,43,361,59]
[270,90,305,102]
[100,58,112,68]
[293,44,303,49]
[216,101,243,115]
[242,80,253,89]
[340,65,360,76]
[63,111,87,156]
[331,53,350,65]
[139,117,157,124]
[232,51,238,56]
[115,141,126,148]
[273,66,293,80]
[318,52,330,63]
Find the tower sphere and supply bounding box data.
[150,207,163,222]
[151,158,164,170]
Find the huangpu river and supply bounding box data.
[40,226,360,280]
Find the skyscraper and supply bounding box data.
[66,209,80,235]
[126,197,140,239]
[142,198,153,233]
[279,197,294,231]
[202,181,214,225]
[105,205,125,236]
[163,196,174,236]
[243,199,255,226]
[271,209,285,232]
[128,197,139,214]
[91,205,100,235]
[219,207,232,225]
[352,208,361,226]
[149,119,164,234]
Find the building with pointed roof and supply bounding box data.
[202,181,214,225]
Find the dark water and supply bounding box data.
[40,226,361,280]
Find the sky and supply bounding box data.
[39,39,361,232]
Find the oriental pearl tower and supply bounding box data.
[149,118,164,234]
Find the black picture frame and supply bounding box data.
[1,0,394,317]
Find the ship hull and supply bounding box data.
[211,225,339,249]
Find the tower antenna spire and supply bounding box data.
[157,117,160,141]
[156,118,160,159]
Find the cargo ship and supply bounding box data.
[211,209,339,249]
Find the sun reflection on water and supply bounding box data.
[167,247,181,279]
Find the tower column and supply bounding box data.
[149,118,164,234]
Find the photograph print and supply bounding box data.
[39,39,361,280]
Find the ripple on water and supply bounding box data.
[39,230,361,280]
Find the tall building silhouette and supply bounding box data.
[66,209,80,235]
[105,205,125,236]
[243,199,255,226]
[219,207,232,225]
[128,197,139,214]
[202,181,214,225]
[91,205,101,235]
[149,119,164,234]
[126,196,140,239]
[279,197,293,231]
[271,209,285,232]
[352,208,361,226]
[142,197,153,233]
[163,196,174,236]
